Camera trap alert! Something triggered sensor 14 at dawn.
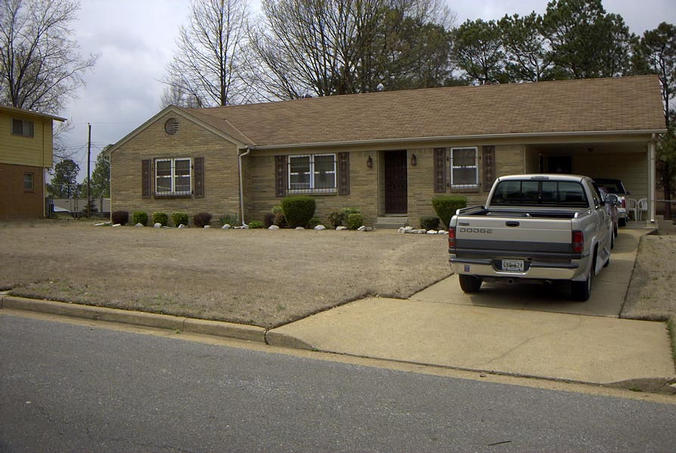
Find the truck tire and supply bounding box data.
[571,250,595,302]
[459,275,482,293]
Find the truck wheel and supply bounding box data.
[459,275,482,293]
[571,252,595,302]
[618,218,626,227]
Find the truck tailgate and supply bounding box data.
[455,217,572,255]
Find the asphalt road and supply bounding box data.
[1,313,675,452]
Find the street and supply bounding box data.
[1,313,674,452]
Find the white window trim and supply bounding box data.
[450,147,479,188]
[288,153,337,193]
[155,157,191,195]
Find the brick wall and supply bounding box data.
[0,163,44,219]
[111,112,241,224]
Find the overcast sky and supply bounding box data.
[60,0,675,179]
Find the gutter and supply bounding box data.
[238,147,251,226]
[250,129,668,151]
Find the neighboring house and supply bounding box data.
[109,75,666,227]
[0,105,65,219]
[52,198,111,216]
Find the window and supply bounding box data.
[155,158,191,195]
[450,147,478,188]
[288,154,336,193]
[490,180,588,207]
[12,119,34,137]
[23,173,34,192]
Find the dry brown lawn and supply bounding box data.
[0,221,450,327]
[622,233,676,321]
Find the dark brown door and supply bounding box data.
[385,150,407,214]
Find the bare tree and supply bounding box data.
[165,0,249,107]
[0,0,96,114]
[246,0,454,101]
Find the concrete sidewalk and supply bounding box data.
[268,227,675,386]
[267,296,674,385]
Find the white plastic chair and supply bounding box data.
[637,198,648,221]
[625,198,638,221]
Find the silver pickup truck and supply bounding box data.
[448,174,613,301]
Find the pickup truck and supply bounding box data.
[448,174,613,301]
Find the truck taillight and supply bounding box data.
[572,230,584,253]
[448,227,456,250]
[621,198,626,209]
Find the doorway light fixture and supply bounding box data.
[410,153,417,167]
[367,155,373,169]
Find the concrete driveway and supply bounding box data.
[410,227,646,318]
[268,226,675,386]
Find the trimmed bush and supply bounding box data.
[248,220,264,229]
[152,212,168,226]
[420,216,440,230]
[263,212,276,228]
[281,196,316,228]
[307,217,322,229]
[342,207,360,217]
[112,210,129,225]
[327,211,345,228]
[346,213,364,230]
[273,212,287,227]
[220,213,239,226]
[171,212,189,227]
[432,195,467,228]
[193,212,212,227]
[132,211,148,226]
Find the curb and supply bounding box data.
[0,295,267,343]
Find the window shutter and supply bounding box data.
[275,155,287,197]
[142,159,151,198]
[337,152,350,195]
[433,148,447,193]
[481,146,495,190]
[194,157,205,198]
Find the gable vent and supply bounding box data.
[164,118,179,135]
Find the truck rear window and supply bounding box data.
[490,180,589,207]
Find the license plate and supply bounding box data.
[502,259,525,272]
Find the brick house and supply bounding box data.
[0,105,65,219]
[109,75,666,227]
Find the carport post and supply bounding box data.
[649,137,656,223]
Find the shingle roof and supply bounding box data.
[186,75,665,148]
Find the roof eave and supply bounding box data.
[0,105,66,122]
[251,128,668,151]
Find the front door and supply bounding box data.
[384,150,407,214]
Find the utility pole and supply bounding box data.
[87,123,91,217]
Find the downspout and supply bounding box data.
[649,134,656,224]
[238,147,251,226]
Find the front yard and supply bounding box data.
[0,221,450,328]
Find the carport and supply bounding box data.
[524,134,658,222]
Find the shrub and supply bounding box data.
[420,216,440,230]
[346,213,364,230]
[131,211,147,226]
[171,212,189,227]
[274,212,287,228]
[220,213,239,226]
[307,217,322,229]
[327,211,345,228]
[281,196,316,228]
[248,220,264,229]
[342,207,360,217]
[112,210,129,225]
[263,212,276,228]
[152,212,168,226]
[193,212,212,227]
[432,195,467,228]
